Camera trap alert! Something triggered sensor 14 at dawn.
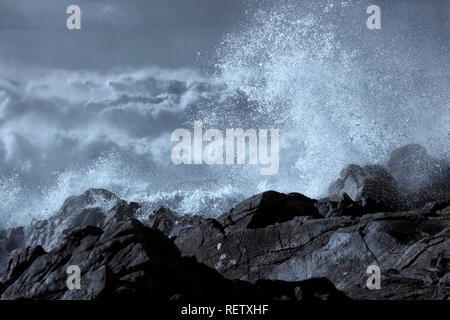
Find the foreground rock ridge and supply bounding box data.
[0,144,448,300]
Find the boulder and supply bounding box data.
[217,191,320,233]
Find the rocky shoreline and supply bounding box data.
[0,144,448,300]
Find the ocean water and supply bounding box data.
[0,0,449,227]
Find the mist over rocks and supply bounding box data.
[387,144,450,209]
[328,164,401,211]
[0,188,205,272]
[173,145,449,300]
[0,188,139,270]
[388,144,442,193]
[327,144,450,212]
[22,188,139,251]
[0,144,448,300]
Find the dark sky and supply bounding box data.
[0,0,448,70]
[0,0,247,69]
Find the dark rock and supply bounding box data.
[349,265,449,300]
[217,191,320,233]
[0,246,46,287]
[58,188,120,218]
[421,200,450,216]
[0,227,24,270]
[0,189,139,271]
[327,145,450,211]
[102,200,140,230]
[315,197,341,217]
[255,278,349,301]
[175,219,226,264]
[316,192,392,218]
[148,206,203,237]
[316,193,363,218]
[23,188,122,251]
[1,147,449,301]
[328,164,401,211]
[175,198,450,299]
[0,219,345,301]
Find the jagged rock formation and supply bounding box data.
[0,189,139,270]
[171,145,449,300]
[149,206,204,238]
[0,227,24,269]
[0,219,346,300]
[0,190,205,271]
[175,195,449,299]
[315,192,391,218]
[0,144,448,300]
